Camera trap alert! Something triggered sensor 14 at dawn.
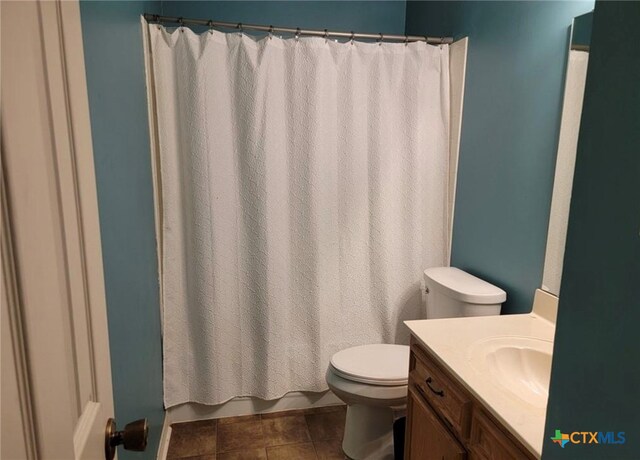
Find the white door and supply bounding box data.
[1,1,120,459]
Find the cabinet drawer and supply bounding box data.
[468,409,532,460]
[410,341,471,439]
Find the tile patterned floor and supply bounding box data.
[167,405,347,460]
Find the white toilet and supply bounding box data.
[326,267,506,459]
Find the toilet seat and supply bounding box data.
[330,344,409,386]
[326,345,410,459]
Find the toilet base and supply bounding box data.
[342,404,395,460]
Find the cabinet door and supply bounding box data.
[467,409,531,460]
[406,387,467,460]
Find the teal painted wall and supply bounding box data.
[160,1,406,35]
[80,1,406,458]
[572,12,593,47]
[80,2,163,459]
[543,1,640,458]
[405,1,593,313]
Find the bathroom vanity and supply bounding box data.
[404,290,557,460]
[405,337,535,459]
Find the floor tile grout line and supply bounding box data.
[310,436,319,459]
[303,411,313,445]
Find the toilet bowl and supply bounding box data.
[326,267,506,459]
[326,344,409,460]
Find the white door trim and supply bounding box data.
[1,1,115,458]
[1,172,38,460]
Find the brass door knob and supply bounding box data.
[105,418,148,460]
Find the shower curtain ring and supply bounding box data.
[350,31,355,45]
[404,36,409,46]
[323,29,329,42]
[178,17,184,32]
[208,20,214,34]
[378,33,384,46]
[237,22,243,35]
[295,27,301,41]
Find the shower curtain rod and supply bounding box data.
[143,13,453,44]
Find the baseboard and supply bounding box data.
[167,390,343,424]
[156,413,171,460]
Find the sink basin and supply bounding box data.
[469,336,553,409]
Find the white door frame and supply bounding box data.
[1,1,115,458]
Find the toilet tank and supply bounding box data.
[423,267,506,319]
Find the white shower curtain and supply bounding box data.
[148,24,450,407]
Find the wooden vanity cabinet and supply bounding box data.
[404,336,536,460]
[406,386,466,459]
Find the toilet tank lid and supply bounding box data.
[424,267,506,304]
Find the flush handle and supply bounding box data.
[425,377,445,397]
[105,418,148,460]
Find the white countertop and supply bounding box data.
[404,290,557,458]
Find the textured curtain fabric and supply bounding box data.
[149,25,450,407]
